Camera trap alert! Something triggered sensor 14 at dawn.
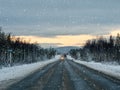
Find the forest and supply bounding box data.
[0,28,56,67]
[69,34,120,64]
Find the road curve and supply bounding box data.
[7,60,120,90]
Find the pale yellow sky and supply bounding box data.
[14,30,120,47]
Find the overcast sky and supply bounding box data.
[0,0,120,47]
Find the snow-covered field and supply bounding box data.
[0,55,60,83]
[67,55,120,80]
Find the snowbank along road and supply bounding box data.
[7,60,120,90]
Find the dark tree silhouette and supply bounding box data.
[69,34,120,64]
[0,29,56,67]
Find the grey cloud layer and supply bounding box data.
[3,25,118,37]
[0,0,120,36]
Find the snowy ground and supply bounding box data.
[0,55,60,87]
[67,55,120,80]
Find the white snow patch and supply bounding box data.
[74,60,120,80]
[0,55,60,82]
[67,55,74,60]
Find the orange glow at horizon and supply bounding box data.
[14,30,120,47]
[110,30,120,36]
[14,35,96,47]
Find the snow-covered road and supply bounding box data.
[0,55,60,89]
[1,55,120,90]
[8,60,120,90]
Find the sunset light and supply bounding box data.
[14,30,120,47]
[15,35,96,47]
[110,30,120,36]
[0,0,120,89]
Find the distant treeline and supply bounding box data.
[0,28,56,66]
[69,34,120,63]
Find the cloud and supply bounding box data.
[14,34,96,47]
[38,43,63,48]
[1,0,120,34]
[13,29,120,47]
[3,24,119,37]
[1,0,120,45]
[110,30,120,36]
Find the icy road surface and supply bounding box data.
[7,60,120,90]
[0,55,60,89]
